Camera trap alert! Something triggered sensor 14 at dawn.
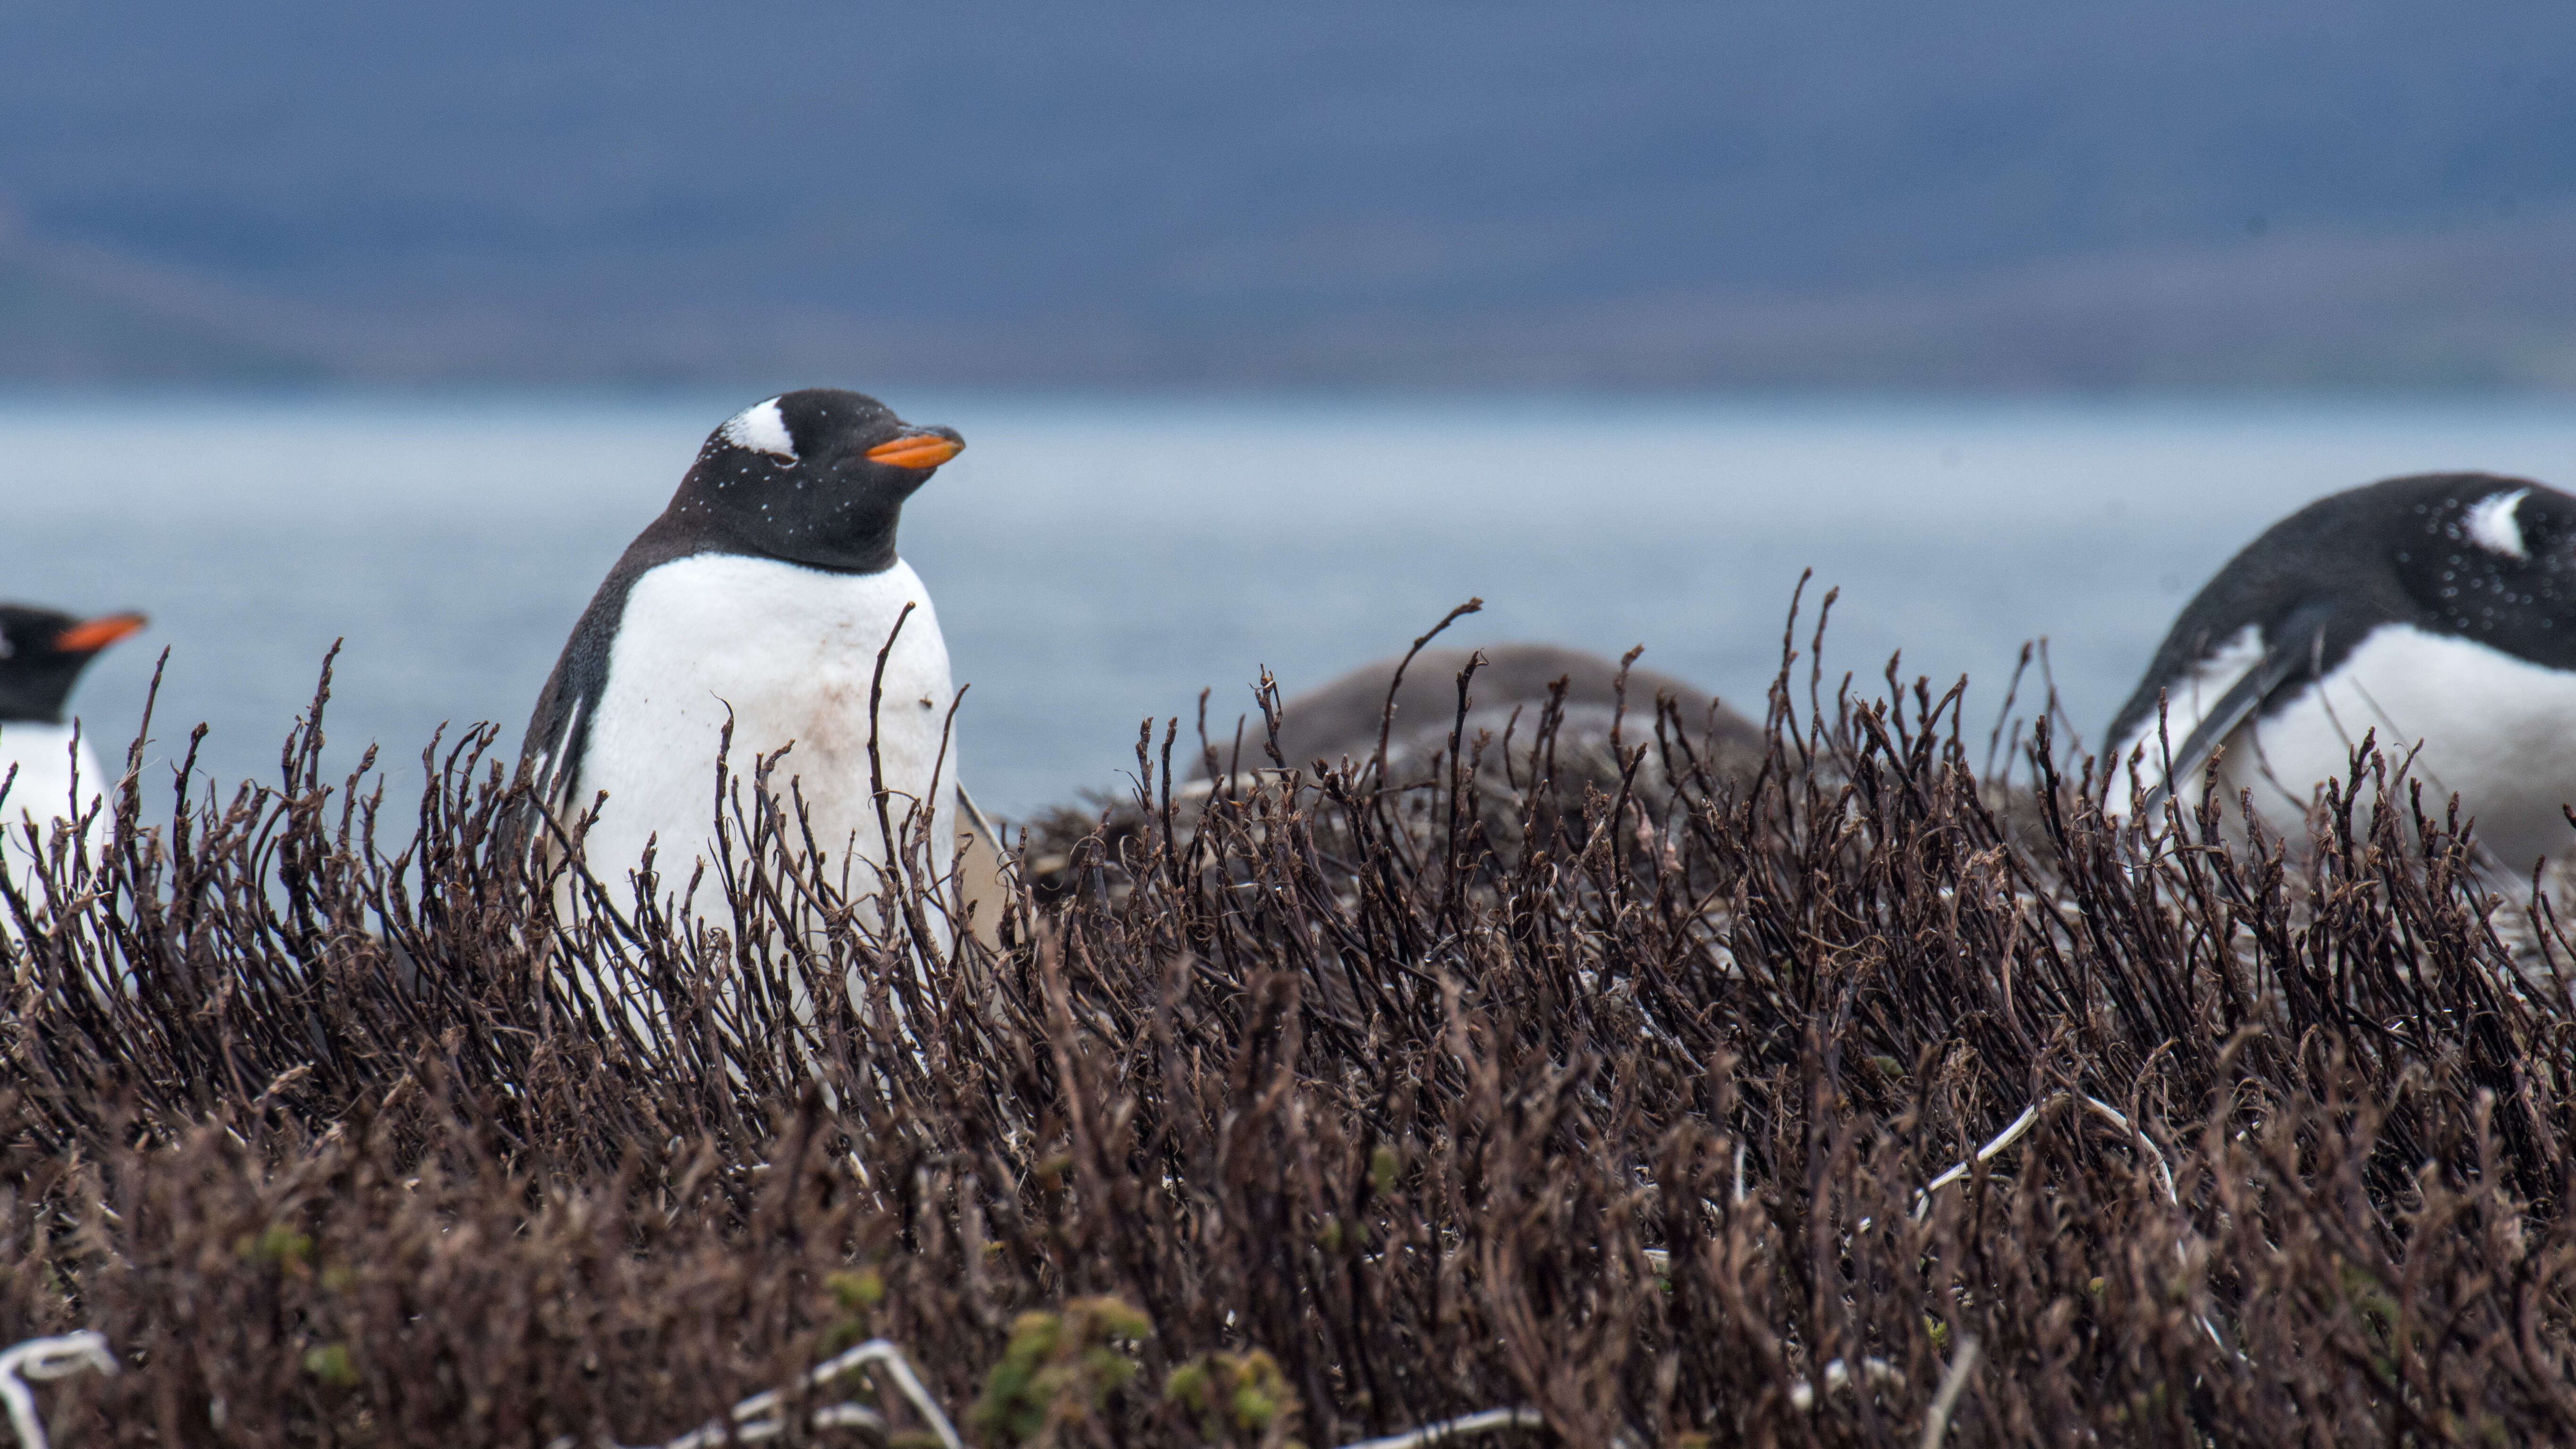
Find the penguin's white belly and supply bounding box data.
[2205,623,2576,869]
[577,554,958,901]
[0,722,106,897]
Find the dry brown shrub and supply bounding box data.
[6,593,2576,1447]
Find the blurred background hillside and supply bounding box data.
[11,2,2576,814]
[8,0,2576,392]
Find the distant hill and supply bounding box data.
[0,233,327,383]
[5,0,2575,388]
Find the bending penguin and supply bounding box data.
[517,389,978,937]
[1179,641,1769,868]
[1235,641,1764,783]
[0,604,147,896]
[2108,472,2576,872]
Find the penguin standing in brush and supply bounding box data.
[2108,472,2576,872]
[517,390,970,930]
[0,605,147,890]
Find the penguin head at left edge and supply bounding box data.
[666,389,965,574]
[0,606,148,724]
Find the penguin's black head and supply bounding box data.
[2385,474,2576,667]
[667,388,965,573]
[0,606,146,724]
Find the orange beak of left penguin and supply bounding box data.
[863,431,964,471]
[55,613,148,654]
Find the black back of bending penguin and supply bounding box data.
[2109,472,2576,805]
[514,388,965,828]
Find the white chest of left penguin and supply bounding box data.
[577,552,956,883]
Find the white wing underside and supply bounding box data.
[2112,624,2265,791]
[2124,623,2576,871]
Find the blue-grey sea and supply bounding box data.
[9,393,2576,820]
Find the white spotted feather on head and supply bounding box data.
[2466,488,2532,561]
[719,397,797,461]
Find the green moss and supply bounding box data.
[238,1226,314,1273]
[829,1266,887,1310]
[971,1297,1153,1445]
[303,1343,360,1388]
[1166,1348,1297,1447]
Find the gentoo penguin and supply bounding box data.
[0,605,146,892]
[517,390,968,932]
[2108,472,2576,871]
[1230,642,1761,781]
[1192,640,1767,851]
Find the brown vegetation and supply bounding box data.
[6,592,2576,1447]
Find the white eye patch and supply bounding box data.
[718,397,797,461]
[2466,488,2532,561]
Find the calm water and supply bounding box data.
[9,392,2576,819]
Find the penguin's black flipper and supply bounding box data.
[506,623,612,859]
[2139,604,2335,814]
[520,675,591,821]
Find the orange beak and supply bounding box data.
[863,433,963,470]
[55,613,147,653]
